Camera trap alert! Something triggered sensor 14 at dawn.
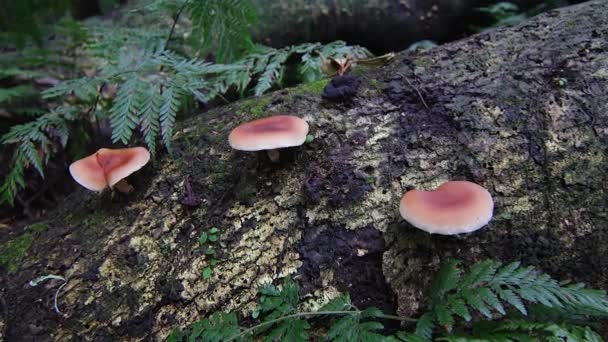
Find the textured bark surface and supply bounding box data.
[252,0,562,52]
[2,1,608,340]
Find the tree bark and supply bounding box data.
[2,1,608,340]
[252,0,567,53]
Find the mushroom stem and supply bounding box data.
[113,179,134,194]
[267,149,280,162]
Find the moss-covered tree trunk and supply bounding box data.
[2,1,608,340]
[252,0,562,52]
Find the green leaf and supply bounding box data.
[202,267,213,279]
[209,227,219,234]
[415,313,435,339]
[264,319,309,342]
[110,77,139,144]
[159,83,181,152]
[319,294,352,312]
[198,232,208,245]
[208,235,219,242]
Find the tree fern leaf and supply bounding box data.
[0,156,25,205]
[319,294,352,312]
[415,313,435,339]
[19,140,44,177]
[264,319,309,342]
[159,84,181,152]
[460,260,499,289]
[463,290,492,318]
[497,288,527,315]
[434,304,455,331]
[447,296,471,321]
[138,84,161,154]
[477,288,505,315]
[110,77,139,144]
[429,260,461,303]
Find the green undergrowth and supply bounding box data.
[168,259,608,341]
[0,221,47,273]
[237,96,274,119]
[291,78,330,95]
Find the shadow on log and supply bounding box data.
[252,0,568,53]
[1,1,607,340]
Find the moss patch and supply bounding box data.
[0,233,34,273]
[238,96,273,119]
[27,222,48,233]
[291,78,330,95]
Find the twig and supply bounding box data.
[399,72,430,110]
[165,0,190,49]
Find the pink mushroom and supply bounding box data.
[399,181,494,235]
[228,115,309,162]
[69,147,150,193]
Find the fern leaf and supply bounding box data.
[0,155,25,205]
[264,319,309,342]
[159,83,181,152]
[254,51,290,96]
[414,313,435,339]
[110,77,139,144]
[137,84,162,154]
[319,294,352,312]
[429,260,461,304]
[496,288,526,315]
[188,0,257,62]
[326,312,384,342]
[0,85,38,103]
[185,311,241,342]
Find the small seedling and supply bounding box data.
[198,227,221,279]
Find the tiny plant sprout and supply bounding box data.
[399,180,494,235]
[69,147,150,194]
[305,134,314,143]
[228,114,309,162]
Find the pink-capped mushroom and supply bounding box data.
[399,181,494,235]
[69,147,150,193]
[228,114,309,162]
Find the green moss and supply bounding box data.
[238,96,274,119]
[27,222,47,233]
[369,78,381,90]
[292,78,329,95]
[0,233,34,273]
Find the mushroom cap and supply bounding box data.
[228,115,309,151]
[69,147,150,191]
[399,181,493,235]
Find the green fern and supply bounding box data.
[419,260,608,338]
[188,0,257,62]
[437,319,603,341]
[0,106,78,204]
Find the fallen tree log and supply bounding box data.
[1,0,607,340]
[252,0,568,52]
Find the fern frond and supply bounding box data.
[326,307,385,342]
[42,77,104,101]
[188,0,258,62]
[137,84,162,154]
[159,83,181,152]
[0,85,38,103]
[0,106,78,204]
[0,154,26,205]
[422,260,608,338]
[110,77,140,144]
[445,318,604,341]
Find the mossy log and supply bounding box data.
[2,1,608,340]
[252,0,560,52]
